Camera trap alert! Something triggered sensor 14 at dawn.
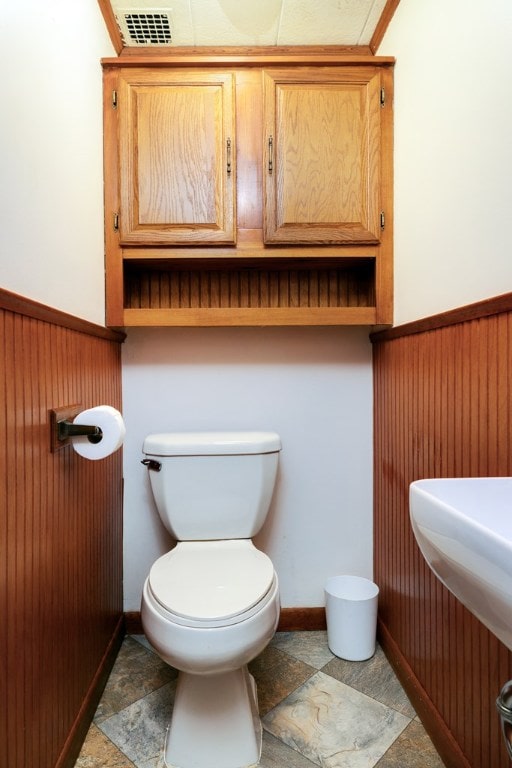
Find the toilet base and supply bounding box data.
[164,666,262,768]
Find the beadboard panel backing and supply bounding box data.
[373,310,512,768]
[124,262,376,310]
[0,302,124,768]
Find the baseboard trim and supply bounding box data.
[54,615,125,768]
[378,619,471,768]
[124,607,326,635]
[125,611,144,634]
[278,607,326,631]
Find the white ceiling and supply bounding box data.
[110,0,389,47]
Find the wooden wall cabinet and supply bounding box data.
[102,51,394,327]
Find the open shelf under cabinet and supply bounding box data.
[118,257,379,326]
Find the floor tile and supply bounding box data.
[75,632,444,768]
[263,670,410,768]
[74,724,136,767]
[260,731,319,768]
[94,637,177,723]
[322,644,416,719]
[249,644,316,715]
[374,719,445,767]
[271,631,335,669]
[132,634,156,654]
[98,681,176,768]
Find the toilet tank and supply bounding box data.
[142,431,281,541]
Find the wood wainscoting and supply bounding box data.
[372,293,512,768]
[0,289,125,768]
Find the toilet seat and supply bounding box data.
[148,540,276,629]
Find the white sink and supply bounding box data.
[409,477,512,651]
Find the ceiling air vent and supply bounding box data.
[115,9,172,45]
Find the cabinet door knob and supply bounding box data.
[268,135,274,174]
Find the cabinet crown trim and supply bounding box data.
[101,51,395,69]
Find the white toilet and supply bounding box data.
[140,431,281,768]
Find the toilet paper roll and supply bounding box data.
[72,405,126,460]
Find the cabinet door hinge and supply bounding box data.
[380,211,385,230]
[380,88,385,107]
[112,90,118,109]
[113,212,119,232]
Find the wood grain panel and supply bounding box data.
[124,263,375,310]
[122,306,378,327]
[118,69,236,244]
[263,68,382,244]
[0,303,124,768]
[370,0,402,54]
[103,57,394,327]
[373,308,512,768]
[105,50,394,66]
[96,0,124,55]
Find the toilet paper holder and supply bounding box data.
[58,420,102,442]
[50,404,102,451]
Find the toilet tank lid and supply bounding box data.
[143,431,281,456]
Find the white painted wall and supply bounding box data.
[380,0,512,325]
[0,2,114,324]
[122,327,373,610]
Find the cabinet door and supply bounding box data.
[263,68,382,244]
[118,70,235,244]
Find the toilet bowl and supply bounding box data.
[140,431,281,768]
[142,540,279,673]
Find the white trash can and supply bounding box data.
[325,575,379,661]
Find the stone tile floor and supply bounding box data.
[75,632,445,768]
